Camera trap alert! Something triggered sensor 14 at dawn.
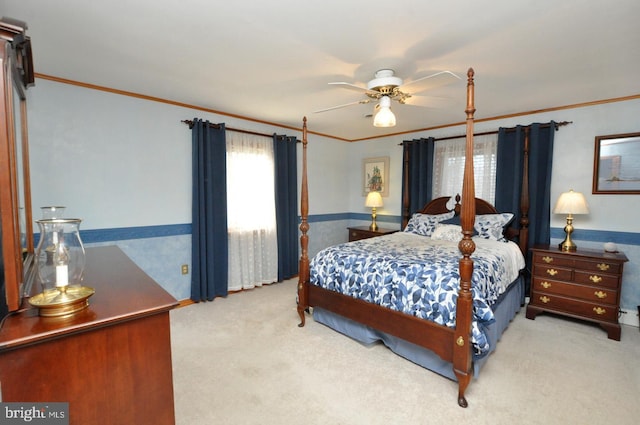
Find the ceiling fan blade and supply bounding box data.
[328,81,379,96]
[400,70,461,94]
[313,99,371,113]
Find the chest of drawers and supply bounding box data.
[525,245,628,340]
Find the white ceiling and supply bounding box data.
[3,0,640,141]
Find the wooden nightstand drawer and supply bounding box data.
[533,265,573,281]
[532,278,617,305]
[532,294,618,322]
[573,270,619,289]
[574,259,621,274]
[533,252,574,267]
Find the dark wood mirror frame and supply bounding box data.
[593,132,640,195]
[1,17,36,318]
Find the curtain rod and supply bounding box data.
[181,119,274,138]
[400,120,573,144]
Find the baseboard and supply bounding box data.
[177,299,195,308]
[620,307,639,328]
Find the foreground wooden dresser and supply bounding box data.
[526,244,628,340]
[0,246,179,424]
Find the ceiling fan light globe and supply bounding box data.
[373,107,396,127]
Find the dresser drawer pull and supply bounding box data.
[542,256,553,264]
[597,263,610,271]
[594,291,607,299]
[540,281,551,289]
[540,296,550,304]
[589,275,603,283]
[546,269,558,276]
[593,307,606,315]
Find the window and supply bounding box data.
[226,132,277,290]
[432,133,498,204]
[226,149,276,232]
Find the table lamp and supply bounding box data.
[553,189,589,252]
[365,191,383,231]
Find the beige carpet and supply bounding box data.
[170,278,640,425]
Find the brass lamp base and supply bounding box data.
[29,285,95,317]
[369,207,378,231]
[558,239,577,252]
[558,215,577,252]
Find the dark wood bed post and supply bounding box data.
[453,68,476,408]
[297,117,310,327]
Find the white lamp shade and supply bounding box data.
[373,96,396,127]
[553,189,589,215]
[365,191,383,208]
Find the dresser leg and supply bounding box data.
[525,305,540,320]
[600,323,621,341]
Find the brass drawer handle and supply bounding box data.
[542,256,553,264]
[589,275,603,283]
[593,307,606,315]
[540,296,550,304]
[594,291,607,299]
[597,263,610,271]
[546,269,558,276]
[540,281,551,289]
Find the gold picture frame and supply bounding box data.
[593,132,640,194]
[362,156,389,197]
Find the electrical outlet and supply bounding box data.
[181,264,189,275]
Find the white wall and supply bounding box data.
[27,79,322,229]
[32,77,638,235]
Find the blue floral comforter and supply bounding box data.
[310,232,525,355]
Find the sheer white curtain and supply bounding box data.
[226,132,278,291]
[432,133,498,204]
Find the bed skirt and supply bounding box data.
[312,275,524,381]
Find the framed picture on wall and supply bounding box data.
[593,132,640,194]
[362,156,389,197]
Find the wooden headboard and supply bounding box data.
[418,194,498,216]
[413,194,528,255]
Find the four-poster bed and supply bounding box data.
[296,69,530,407]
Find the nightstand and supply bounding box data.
[348,226,397,242]
[525,244,628,340]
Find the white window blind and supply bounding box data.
[432,133,498,204]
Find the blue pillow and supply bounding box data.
[474,213,515,242]
[441,215,461,225]
[404,211,455,236]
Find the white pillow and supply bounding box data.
[403,211,455,236]
[474,213,514,242]
[431,224,462,242]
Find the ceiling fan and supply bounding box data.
[314,69,461,127]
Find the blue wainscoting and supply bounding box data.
[46,217,638,324]
[36,224,193,301]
